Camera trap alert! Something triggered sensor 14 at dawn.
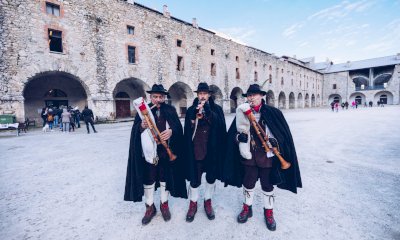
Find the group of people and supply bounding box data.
[124,83,302,231]
[40,106,98,134]
[331,99,385,112]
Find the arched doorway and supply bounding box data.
[289,92,295,109]
[374,91,394,104]
[113,78,150,118]
[311,94,316,107]
[278,92,286,109]
[230,87,243,113]
[23,71,88,123]
[168,82,194,117]
[328,94,342,104]
[350,92,366,105]
[305,93,310,108]
[209,84,223,107]
[297,93,303,108]
[266,90,275,107]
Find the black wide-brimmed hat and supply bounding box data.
[242,84,267,97]
[194,82,213,93]
[146,84,169,96]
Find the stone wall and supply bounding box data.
[0,0,323,121]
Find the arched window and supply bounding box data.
[269,65,272,71]
[334,96,340,103]
[281,77,284,85]
[380,95,387,104]
[44,89,67,98]
[269,74,272,83]
[355,96,362,104]
[115,92,130,98]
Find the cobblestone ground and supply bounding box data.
[1,106,399,240]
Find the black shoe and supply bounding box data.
[186,201,197,222]
[142,204,157,225]
[237,204,252,223]
[264,208,276,231]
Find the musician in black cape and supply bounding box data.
[222,84,302,231]
[124,84,187,225]
[183,82,227,222]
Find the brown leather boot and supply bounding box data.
[237,203,253,223]
[204,199,215,220]
[264,208,276,231]
[185,201,197,222]
[141,204,156,225]
[160,201,171,221]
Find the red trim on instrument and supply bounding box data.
[139,103,147,111]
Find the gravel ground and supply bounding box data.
[0,106,399,240]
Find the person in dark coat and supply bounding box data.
[81,106,97,133]
[222,84,302,231]
[124,84,187,225]
[183,82,227,222]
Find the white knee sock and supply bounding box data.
[189,186,199,202]
[204,182,216,201]
[144,183,155,206]
[243,187,255,206]
[262,190,275,209]
[160,182,169,203]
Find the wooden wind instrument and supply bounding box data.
[138,103,177,161]
[243,109,291,169]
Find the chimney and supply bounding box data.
[163,5,170,18]
[192,18,198,28]
[127,0,134,4]
[396,53,400,60]
[345,61,351,67]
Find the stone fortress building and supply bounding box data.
[0,0,399,122]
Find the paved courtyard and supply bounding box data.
[0,106,399,240]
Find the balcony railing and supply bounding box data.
[355,85,385,91]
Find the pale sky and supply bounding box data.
[138,0,400,64]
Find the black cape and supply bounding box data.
[124,103,188,202]
[183,98,227,185]
[222,101,302,193]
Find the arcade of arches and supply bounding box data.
[21,72,328,121]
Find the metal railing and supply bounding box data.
[355,85,385,91]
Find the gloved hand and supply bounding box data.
[237,132,248,143]
[268,137,278,148]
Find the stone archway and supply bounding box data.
[328,94,342,104]
[266,90,275,107]
[289,92,295,109]
[230,87,244,113]
[112,78,150,118]
[278,92,286,109]
[23,71,89,123]
[349,92,366,105]
[168,82,194,117]
[297,93,303,108]
[311,94,316,107]
[305,93,310,108]
[209,84,223,107]
[374,91,394,105]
